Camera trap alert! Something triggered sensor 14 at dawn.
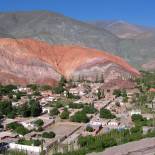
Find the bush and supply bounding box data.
[33,119,44,127]
[100,108,116,119]
[131,114,144,122]
[15,126,29,136]
[69,103,84,109]
[42,131,55,138]
[18,139,41,146]
[131,114,152,127]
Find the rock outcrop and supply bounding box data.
[0,38,140,85]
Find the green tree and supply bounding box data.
[59,76,67,87]
[50,108,60,116]
[60,109,69,119]
[29,100,42,117]
[100,108,116,119]
[82,105,97,114]
[70,111,89,123]
[18,103,31,117]
[0,100,13,115]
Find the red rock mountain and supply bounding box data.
[0,38,140,85]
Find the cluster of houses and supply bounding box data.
[1,80,155,154]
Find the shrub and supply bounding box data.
[69,103,84,109]
[42,131,55,138]
[131,114,144,122]
[18,139,41,146]
[33,119,44,127]
[7,122,29,135]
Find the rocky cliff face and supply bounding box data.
[0,38,140,85]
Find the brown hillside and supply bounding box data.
[0,38,140,85]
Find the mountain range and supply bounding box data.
[0,11,154,85]
[0,38,139,85]
[0,11,154,69]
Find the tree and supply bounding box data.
[18,103,31,117]
[131,114,144,122]
[60,109,69,119]
[59,76,67,87]
[7,111,16,119]
[95,74,99,83]
[50,108,60,116]
[15,126,29,135]
[52,85,65,94]
[82,105,97,114]
[70,111,89,123]
[29,100,42,117]
[100,108,116,119]
[0,100,13,115]
[0,84,17,95]
[100,74,104,83]
[7,122,29,135]
[0,112,4,120]
[113,89,122,97]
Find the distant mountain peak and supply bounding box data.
[90,20,148,39]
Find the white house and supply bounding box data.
[130,109,141,116]
[40,96,55,104]
[108,120,119,127]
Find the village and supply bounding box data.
[1,74,155,155]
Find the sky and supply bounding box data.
[0,0,155,27]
